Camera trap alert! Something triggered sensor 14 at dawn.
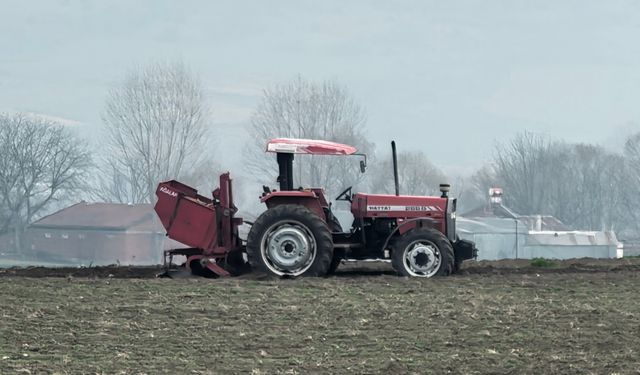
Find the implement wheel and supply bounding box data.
[247,204,333,277]
[188,258,217,278]
[391,228,454,278]
[223,250,251,276]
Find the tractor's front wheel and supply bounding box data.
[391,228,454,277]
[247,204,333,277]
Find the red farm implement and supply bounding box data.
[154,139,477,278]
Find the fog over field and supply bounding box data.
[2,1,640,252]
[3,4,640,373]
[2,0,640,175]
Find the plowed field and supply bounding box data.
[1,259,640,374]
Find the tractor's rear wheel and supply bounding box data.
[453,258,464,274]
[247,204,333,277]
[327,249,344,275]
[391,228,454,277]
[327,212,343,275]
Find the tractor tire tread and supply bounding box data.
[390,227,455,277]
[246,204,333,277]
[326,212,343,275]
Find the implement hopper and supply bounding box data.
[154,173,245,277]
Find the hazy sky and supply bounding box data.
[2,0,640,176]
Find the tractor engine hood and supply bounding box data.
[350,193,447,219]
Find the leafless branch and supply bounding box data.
[246,76,373,198]
[97,62,213,203]
[0,113,91,250]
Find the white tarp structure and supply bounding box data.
[457,217,621,260]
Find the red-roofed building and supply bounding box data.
[0,202,186,266]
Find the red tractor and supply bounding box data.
[154,138,476,278]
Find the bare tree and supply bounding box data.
[622,133,640,237]
[450,174,487,214]
[98,62,212,203]
[247,77,374,198]
[369,150,446,196]
[551,143,625,231]
[491,131,561,214]
[473,131,627,231]
[0,113,91,252]
[470,164,498,202]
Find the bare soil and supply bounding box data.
[1,259,640,374]
[3,257,640,278]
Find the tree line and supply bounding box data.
[473,131,637,236]
[2,61,639,255]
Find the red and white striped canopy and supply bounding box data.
[266,138,357,155]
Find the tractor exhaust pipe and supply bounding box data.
[392,141,400,196]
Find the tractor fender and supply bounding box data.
[381,217,440,252]
[261,192,327,223]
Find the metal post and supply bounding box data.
[277,153,294,191]
[391,141,400,196]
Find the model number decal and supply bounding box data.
[160,186,178,197]
[367,205,442,212]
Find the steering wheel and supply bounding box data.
[335,186,353,202]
